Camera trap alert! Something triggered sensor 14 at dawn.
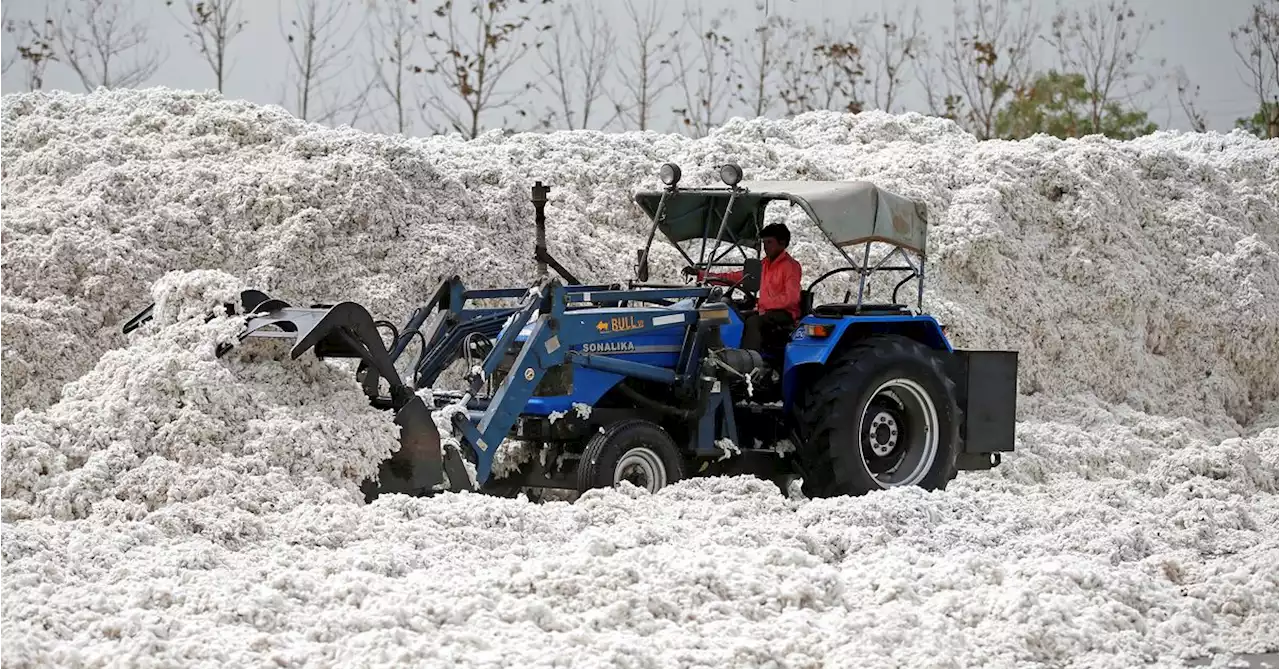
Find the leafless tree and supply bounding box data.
[607,0,676,131]
[418,0,549,138]
[670,2,742,136]
[771,18,876,116]
[934,0,1040,138]
[863,5,926,112]
[535,1,616,130]
[167,0,247,92]
[280,0,365,123]
[364,0,420,134]
[54,0,161,90]
[2,4,17,76]
[4,7,58,91]
[813,31,873,114]
[1045,0,1160,132]
[775,21,842,115]
[1172,66,1207,132]
[1228,0,1278,137]
[735,0,787,118]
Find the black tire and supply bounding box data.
[577,419,687,493]
[792,334,960,498]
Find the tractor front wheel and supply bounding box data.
[793,335,960,498]
[577,419,687,494]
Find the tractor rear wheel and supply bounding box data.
[577,419,687,494]
[793,335,960,498]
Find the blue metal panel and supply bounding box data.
[455,291,717,483]
[465,287,535,299]
[567,350,678,384]
[781,313,951,406]
[501,304,694,412]
[565,287,709,303]
[523,367,624,415]
[691,391,740,456]
[720,306,745,348]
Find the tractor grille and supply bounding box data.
[492,353,573,397]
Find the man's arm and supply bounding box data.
[689,267,744,283]
[777,258,801,312]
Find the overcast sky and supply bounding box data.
[0,0,1270,136]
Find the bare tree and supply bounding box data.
[54,0,161,90]
[916,30,960,120]
[813,31,873,114]
[775,21,843,115]
[365,0,420,134]
[1172,66,1207,132]
[4,8,58,91]
[670,2,742,136]
[934,0,1040,138]
[418,0,549,138]
[735,1,786,118]
[772,18,876,116]
[1229,0,1278,138]
[1045,0,1161,133]
[167,0,247,93]
[2,4,17,76]
[536,2,616,130]
[280,0,364,123]
[863,5,926,112]
[608,0,675,130]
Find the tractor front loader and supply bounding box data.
[123,163,1020,503]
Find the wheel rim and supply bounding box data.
[857,378,938,487]
[613,446,667,492]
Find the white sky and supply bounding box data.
[0,0,1270,135]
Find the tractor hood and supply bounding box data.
[506,300,699,342]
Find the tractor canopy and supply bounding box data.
[633,180,930,257]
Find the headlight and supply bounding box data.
[720,163,743,187]
[659,162,681,186]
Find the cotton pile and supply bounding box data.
[2,89,1275,425]
[1,87,1276,668]
[1,269,401,525]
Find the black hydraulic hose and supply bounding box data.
[617,380,694,419]
[373,320,400,348]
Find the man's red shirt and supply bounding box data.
[699,251,802,320]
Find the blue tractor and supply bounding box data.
[124,163,1018,500]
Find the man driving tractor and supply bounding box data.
[683,223,802,352]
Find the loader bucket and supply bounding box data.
[123,289,471,502]
[360,394,446,502]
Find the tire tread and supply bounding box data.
[791,334,961,497]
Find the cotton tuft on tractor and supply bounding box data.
[123,164,1019,501]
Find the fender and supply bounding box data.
[781,313,951,406]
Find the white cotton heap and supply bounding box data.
[1,88,1276,668]
[1,88,1275,427]
[1,269,401,524]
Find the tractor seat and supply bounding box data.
[811,303,913,317]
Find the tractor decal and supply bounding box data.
[596,315,646,333]
[578,342,682,355]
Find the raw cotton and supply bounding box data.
[2,400,1276,668]
[1,89,1277,667]
[2,88,1276,427]
[1,269,402,523]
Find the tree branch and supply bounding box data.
[535,2,616,130]
[605,0,676,130]
[55,0,161,90]
[167,0,247,93]
[280,0,362,123]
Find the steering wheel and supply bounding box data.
[702,275,758,311]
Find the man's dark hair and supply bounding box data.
[760,223,790,247]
